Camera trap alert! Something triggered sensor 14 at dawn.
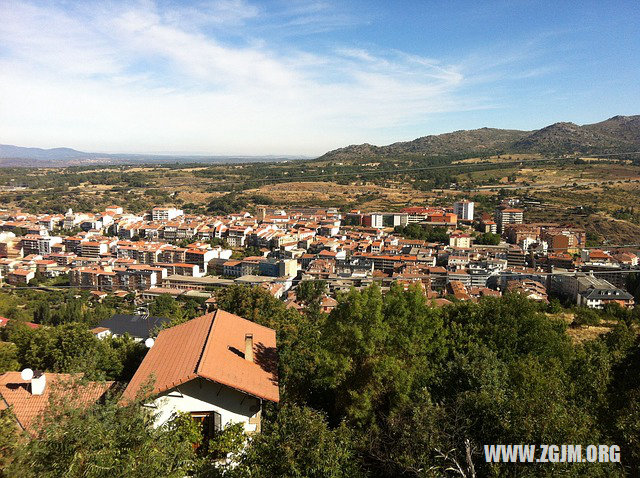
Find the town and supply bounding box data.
[0,200,635,312]
[2,0,639,474]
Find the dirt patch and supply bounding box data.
[566,325,613,344]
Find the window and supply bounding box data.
[191,411,222,441]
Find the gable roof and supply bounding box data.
[0,372,114,433]
[97,314,172,339]
[121,310,279,403]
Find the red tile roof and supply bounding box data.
[0,372,114,432]
[122,310,279,403]
[0,317,40,329]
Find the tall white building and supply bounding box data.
[151,207,184,221]
[495,207,524,233]
[454,201,475,221]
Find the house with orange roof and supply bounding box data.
[446,280,471,301]
[0,372,114,434]
[121,310,278,436]
[431,297,453,307]
[320,296,339,313]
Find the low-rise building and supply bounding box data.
[6,269,35,285]
[578,287,634,309]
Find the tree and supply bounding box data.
[52,298,85,325]
[4,323,146,381]
[473,232,501,245]
[7,387,201,478]
[316,283,447,428]
[207,193,250,215]
[28,270,46,286]
[33,301,51,325]
[0,408,17,476]
[0,342,18,374]
[573,307,602,326]
[295,280,327,317]
[230,246,263,260]
[241,404,362,478]
[296,280,327,305]
[393,224,449,243]
[149,294,185,323]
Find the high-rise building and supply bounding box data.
[495,207,523,233]
[453,201,474,221]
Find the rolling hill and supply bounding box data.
[320,115,640,160]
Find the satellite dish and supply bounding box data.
[144,338,155,348]
[21,368,34,381]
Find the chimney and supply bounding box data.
[31,371,46,396]
[244,334,254,363]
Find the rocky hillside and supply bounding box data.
[320,115,640,160]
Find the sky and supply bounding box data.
[0,0,639,156]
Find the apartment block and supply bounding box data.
[152,207,184,222]
[453,201,474,221]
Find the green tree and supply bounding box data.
[296,280,327,305]
[33,301,51,325]
[474,232,501,245]
[574,307,602,326]
[393,224,449,242]
[52,298,85,325]
[5,323,145,381]
[7,388,201,478]
[241,404,362,478]
[0,408,17,476]
[316,283,447,428]
[295,280,327,316]
[0,342,19,373]
[149,294,185,323]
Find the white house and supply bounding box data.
[121,310,279,437]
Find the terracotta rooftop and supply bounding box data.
[0,372,114,432]
[0,317,40,329]
[121,310,279,403]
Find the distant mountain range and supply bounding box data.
[3,115,639,167]
[320,115,640,160]
[0,145,307,167]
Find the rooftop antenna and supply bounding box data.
[20,368,33,381]
[144,338,155,348]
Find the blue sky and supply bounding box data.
[0,0,638,156]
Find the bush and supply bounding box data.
[573,307,602,326]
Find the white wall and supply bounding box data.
[148,378,261,433]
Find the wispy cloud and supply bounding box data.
[161,0,261,28]
[0,0,548,155]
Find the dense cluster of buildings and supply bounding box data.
[0,199,636,309]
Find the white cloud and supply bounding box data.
[162,0,260,28]
[0,0,496,155]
